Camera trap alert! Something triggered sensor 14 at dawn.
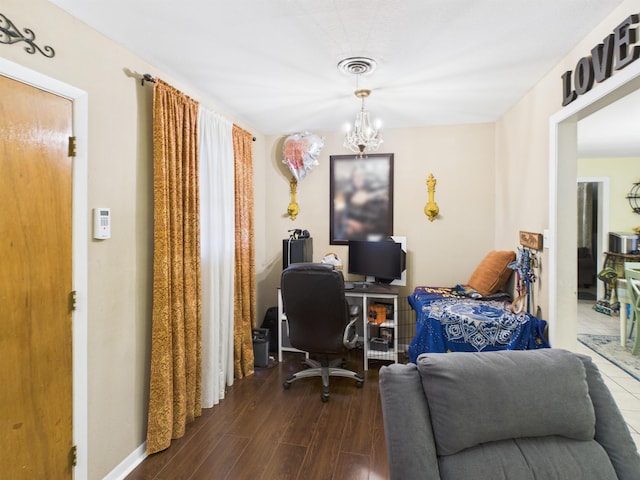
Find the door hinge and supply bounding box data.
[70,290,77,312]
[68,136,77,157]
[70,445,78,467]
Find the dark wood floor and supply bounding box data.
[126,351,390,480]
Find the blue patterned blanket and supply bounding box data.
[407,287,549,363]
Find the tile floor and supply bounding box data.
[576,299,640,453]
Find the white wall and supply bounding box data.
[5,0,640,477]
[1,1,265,478]
[495,0,640,346]
[578,157,640,232]
[256,123,497,318]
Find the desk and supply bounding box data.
[593,252,640,316]
[603,252,640,291]
[277,283,399,371]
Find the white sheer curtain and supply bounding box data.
[198,106,235,407]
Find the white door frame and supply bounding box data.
[549,59,640,349]
[0,58,89,480]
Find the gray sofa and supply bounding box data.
[379,349,640,480]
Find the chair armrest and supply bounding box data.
[577,354,640,478]
[380,364,440,480]
[343,304,360,349]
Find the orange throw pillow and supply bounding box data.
[467,250,516,296]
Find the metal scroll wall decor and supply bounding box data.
[0,12,55,58]
[628,181,640,214]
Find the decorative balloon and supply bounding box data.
[282,132,324,182]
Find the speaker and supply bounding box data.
[283,237,313,269]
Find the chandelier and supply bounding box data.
[339,57,383,155]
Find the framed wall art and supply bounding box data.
[329,153,394,245]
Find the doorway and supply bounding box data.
[577,178,609,303]
[549,52,640,349]
[1,74,74,479]
[577,181,598,300]
[0,58,89,479]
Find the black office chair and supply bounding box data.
[280,263,364,401]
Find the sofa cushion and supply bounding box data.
[467,250,515,296]
[417,349,595,455]
[437,436,617,480]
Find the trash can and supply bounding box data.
[261,306,279,353]
[252,328,270,368]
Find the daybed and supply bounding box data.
[379,348,640,480]
[408,250,549,361]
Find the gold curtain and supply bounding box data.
[147,79,202,455]
[232,125,256,378]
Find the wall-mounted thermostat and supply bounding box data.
[93,208,111,239]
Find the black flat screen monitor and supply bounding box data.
[348,239,405,284]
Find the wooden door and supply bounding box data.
[0,75,74,479]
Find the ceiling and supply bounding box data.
[48,0,639,156]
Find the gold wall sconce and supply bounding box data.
[424,173,439,222]
[287,177,299,221]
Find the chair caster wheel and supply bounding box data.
[283,381,291,389]
[356,380,364,388]
[321,385,330,402]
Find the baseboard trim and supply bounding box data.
[103,442,147,480]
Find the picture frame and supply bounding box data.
[329,153,394,245]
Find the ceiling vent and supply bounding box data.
[337,57,377,76]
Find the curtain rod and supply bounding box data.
[141,73,156,85]
[142,73,256,142]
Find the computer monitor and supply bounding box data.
[347,236,406,285]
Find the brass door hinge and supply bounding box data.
[68,136,77,157]
[70,445,78,467]
[70,290,77,312]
